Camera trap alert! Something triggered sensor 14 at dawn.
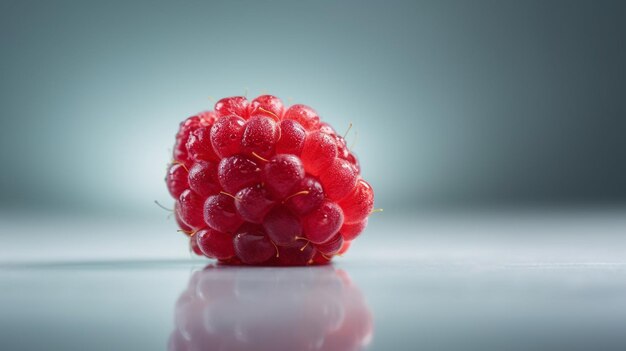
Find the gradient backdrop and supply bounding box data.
[1,0,625,219]
[2,2,626,350]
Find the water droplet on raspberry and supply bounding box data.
[210,115,245,158]
[301,131,338,176]
[188,161,220,197]
[340,218,368,241]
[285,176,325,216]
[344,152,360,173]
[319,158,358,201]
[248,95,284,120]
[233,224,276,264]
[262,206,301,246]
[335,135,349,157]
[195,228,235,260]
[214,96,249,119]
[319,122,336,135]
[217,155,262,194]
[337,179,374,224]
[235,185,275,224]
[203,193,243,233]
[173,115,207,166]
[262,154,305,199]
[275,120,306,155]
[241,116,278,159]
[332,133,361,172]
[177,189,206,230]
[186,126,220,162]
[167,163,189,198]
[303,201,344,244]
[283,104,320,130]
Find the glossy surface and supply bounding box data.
[1,210,626,350]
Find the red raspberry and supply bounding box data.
[316,233,344,256]
[263,205,302,246]
[339,218,368,241]
[214,96,249,119]
[166,95,375,265]
[283,104,320,130]
[176,189,205,230]
[187,161,220,197]
[165,163,189,198]
[210,115,245,158]
[248,94,284,120]
[234,185,275,223]
[194,228,234,260]
[300,131,338,176]
[275,119,306,155]
[172,112,214,167]
[241,116,279,158]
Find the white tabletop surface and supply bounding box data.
[1,209,626,350]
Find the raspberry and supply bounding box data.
[187,127,220,163]
[234,185,275,223]
[172,111,216,167]
[319,121,336,135]
[210,115,245,158]
[285,176,325,215]
[263,205,302,246]
[217,155,262,194]
[189,235,203,256]
[168,267,373,350]
[339,218,368,241]
[233,224,276,264]
[166,163,189,198]
[316,233,344,256]
[187,161,220,197]
[338,241,352,255]
[300,131,338,176]
[283,104,320,130]
[319,158,358,201]
[275,119,306,155]
[203,193,243,233]
[262,154,305,199]
[302,201,344,244]
[166,95,375,265]
[277,243,316,266]
[248,94,284,120]
[195,228,235,260]
[337,179,374,224]
[214,96,249,119]
[176,189,205,230]
[174,203,192,233]
[241,116,279,158]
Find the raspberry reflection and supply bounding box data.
[168,266,373,351]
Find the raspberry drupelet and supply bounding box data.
[167,95,375,265]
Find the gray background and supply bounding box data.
[2,3,626,350]
[1,0,625,219]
